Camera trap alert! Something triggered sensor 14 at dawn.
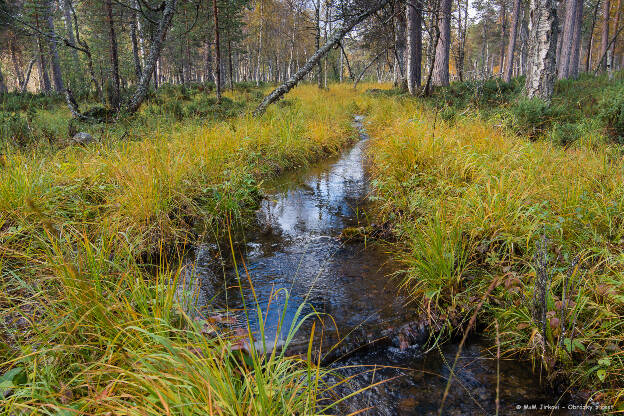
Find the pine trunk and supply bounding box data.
[432,0,452,86]
[212,0,221,101]
[104,0,120,109]
[599,0,611,71]
[504,0,522,82]
[558,0,580,79]
[569,0,583,77]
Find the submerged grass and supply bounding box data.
[0,83,367,413]
[363,80,624,407]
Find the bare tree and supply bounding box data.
[524,0,558,101]
[406,0,422,94]
[503,0,522,82]
[432,0,452,86]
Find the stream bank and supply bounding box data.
[187,116,586,415]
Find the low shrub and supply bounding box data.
[598,85,624,142]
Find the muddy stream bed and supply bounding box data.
[184,117,587,415]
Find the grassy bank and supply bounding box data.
[362,78,624,407]
[0,84,362,413]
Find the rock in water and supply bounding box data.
[71,132,95,145]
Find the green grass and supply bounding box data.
[362,76,624,409]
[0,83,368,413]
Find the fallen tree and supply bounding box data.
[253,0,391,116]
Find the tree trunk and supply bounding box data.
[104,0,120,109]
[21,59,36,93]
[228,39,234,91]
[504,0,522,82]
[569,0,584,77]
[212,0,221,102]
[131,0,143,81]
[43,0,65,92]
[256,1,263,86]
[432,0,452,86]
[0,63,7,94]
[610,0,622,67]
[599,0,611,71]
[9,36,25,89]
[253,0,390,116]
[499,0,507,76]
[124,0,178,114]
[34,10,51,93]
[558,0,580,79]
[315,0,323,88]
[406,0,422,94]
[525,0,559,102]
[585,0,600,72]
[62,0,81,77]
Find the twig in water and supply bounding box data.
[438,276,500,416]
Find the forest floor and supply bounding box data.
[1,76,624,412]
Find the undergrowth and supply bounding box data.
[0,83,366,413]
[363,79,624,408]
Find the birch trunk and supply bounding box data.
[125,0,177,114]
[525,0,558,102]
[131,0,142,81]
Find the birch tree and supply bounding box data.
[524,0,558,101]
[406,0,422,94]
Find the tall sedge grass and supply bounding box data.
[0,84,368,413]
[364,92,624,407]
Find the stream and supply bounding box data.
[187,117,586,415]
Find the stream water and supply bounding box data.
[189,118,585,415]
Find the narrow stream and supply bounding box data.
[189,117,583,415]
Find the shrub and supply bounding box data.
[598,85,624,142]
[509,97,554,139]
[549,122,582,146]
[0,111,31,146]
